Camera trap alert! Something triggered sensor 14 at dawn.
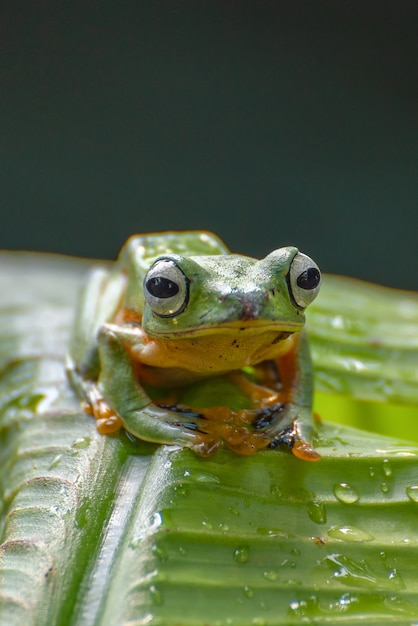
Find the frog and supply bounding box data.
[67,231,322,460]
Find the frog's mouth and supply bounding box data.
[149,318,303,340]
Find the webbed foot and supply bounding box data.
[252,403,320,462]
[84,383,123,434]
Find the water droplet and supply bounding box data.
[72,436,91,449]
[382,459,392,477]
[387,568,405,590]
[149,584,163,606]
[307,500,327,524]
[201,518,213,530]
[323,553,377,587]
[333,483,359,504]
[290,548,300,557]
[263,570,278,582]
[233,545,249,563]
[327,525,374,543]
[256,527,289,538]
[380,482,390,494]
[229,507,240,516]
[243,585,254,598]
[369,466,375,477]
[406,485,418,502]
[270,484,282,497]
[48,454,62,470]
[174,483,188,497]
[178,546,187,556]
[152,544,168,562]
[338,592,357,608]
[195,473,221,485]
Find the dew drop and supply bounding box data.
[48,454,62,470]
[196,473,221,485]
[406,485,418,502]
[382,459,392,477]
[201,518,213,530]
[229,507,240,516]
[327,525,374,543]
[256,527,289,539]
[307,500,327,524]
[149,584,163,606]
[243,585,254,598]
[152,544,168,562]
[72,436,91,449]
[263,570,278,582]
[270,484,282,497]
[174,483,188,497]
[233,545,249,563]
[333,483,359,504]
[283,578,300,587]
[387,568,405,590]
[380,482,390,494]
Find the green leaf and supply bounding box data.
[308,274,418,405]
[1,252,418,625]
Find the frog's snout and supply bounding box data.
[238,298,260,321]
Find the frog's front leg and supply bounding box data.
[253,331,320,461]
[95,325,218,452]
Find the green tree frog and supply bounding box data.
[67,231,321,460]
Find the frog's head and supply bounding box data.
[141,247,321,341]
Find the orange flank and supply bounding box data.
[114,307,143,325]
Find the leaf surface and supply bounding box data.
[1,252,418,625]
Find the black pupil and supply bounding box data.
[297,267,320,290]
[146,276,179,299]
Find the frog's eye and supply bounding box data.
[288,252,321,309]
[144,259,189,317]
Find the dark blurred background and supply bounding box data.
[1,2,417,289]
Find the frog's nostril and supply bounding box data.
[238,299,259,321]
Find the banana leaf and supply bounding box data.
[1,251,418,625]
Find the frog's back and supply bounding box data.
[118,231,230,276]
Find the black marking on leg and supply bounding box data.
[157,403,207,433]
[252,403,286,430]
[268,426,296,449]
[157,403,205,420]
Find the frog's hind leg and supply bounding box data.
[67,265,127,433]
[82,381,123,434]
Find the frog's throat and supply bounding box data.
[128,328,299,377]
